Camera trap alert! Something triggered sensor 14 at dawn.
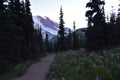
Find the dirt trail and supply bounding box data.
[12,54,56,80]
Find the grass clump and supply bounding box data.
[47,48,120,80]
[1,53,47,80]
[1,60,35,80]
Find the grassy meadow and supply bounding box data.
[47,48,120,80]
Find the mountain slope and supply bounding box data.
[33,16,71,40]
[33,16,59,39]
[75,28,86,39]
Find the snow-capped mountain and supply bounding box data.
[33,16,71,40]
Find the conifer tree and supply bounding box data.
[116,7,120,30]
[116,8,120,45]
[25,0,34,27]
[110,7,116,24]
[106,13,115,46]
[73,21,76,31]
[0,0,24,74]
[85,0,106,50]
[57,7,66,51]
[109,6,120,46]
[0,0,40,75]
[14,0,21,17]
[0,0,6,25]
[0,0,6,74]
[116,12,120,25]
[72,21,80,50]
[8,0,15,22]
[45,32,49,52]
[19,0,34,59]
[0,0,4,12]
[45,32,52,52]
[66,29,72,50]
[36,27,45,54]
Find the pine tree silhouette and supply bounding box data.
[72,21,80,50]
[85,0,106,50]
[57,7,66,51]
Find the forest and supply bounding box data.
[0,0,120,79]
[0,0,45,75]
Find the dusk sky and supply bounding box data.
[30,0,119,29]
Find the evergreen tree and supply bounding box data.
[110,7,116,24]
[54,35,59,52]
[0,0,4,13]
[13,0,23,26]
[107,7,118,46]
[0,0,6,26]
[8,0,15,23]
[36,27,45,54]
[116,10,120,46]
[72,21,80,50]
[73,21,76,31]
[45,32,49,52]
[57,7,66,51]
[108,6,120,47]
[0,0,4,14]
[0,0,7,74]
[0,0,24,74]
[0,0,41,75]
[116,8,120,31]
[8,0,30,60]
[66,29,72,50]
[85,0,106,50]
[45,32,52,52]
[24,0,35,59]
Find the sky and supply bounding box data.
[30,0,119,29]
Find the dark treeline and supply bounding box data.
[55,7,82,52]
[85,0,120,51]
[0,0,45,75]
[2,0,119,76]
[0,1,82,75]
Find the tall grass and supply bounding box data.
[0,60,35,80]
[47,48,120,80]
[0,52,47,80]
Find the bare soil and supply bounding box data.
[12,54,56,80]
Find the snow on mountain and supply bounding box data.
[33,16,71,40]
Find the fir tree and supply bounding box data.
[108,6,120,47]
[85,0,106,50]
[73,21,76,31]
[0,0,6,74]
[45,32,52,52]
[103,6,119,47]
[57,7,66,51]
[23,0,34,59]
[66,29,72,50]
[14,0,21,17]
[0,0,24,74]
[116,8,120,45]
[72,21,80,50]
[0,0,6,25]
[110,6,116,24]
[45,32,49,52]
[36,27,45,54]
[0,0,41,75]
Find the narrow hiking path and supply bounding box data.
[12,54,56,80]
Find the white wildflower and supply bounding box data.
[61,77,66,80]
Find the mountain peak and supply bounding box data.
[43,16,50,20]
[33,16,71,40]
